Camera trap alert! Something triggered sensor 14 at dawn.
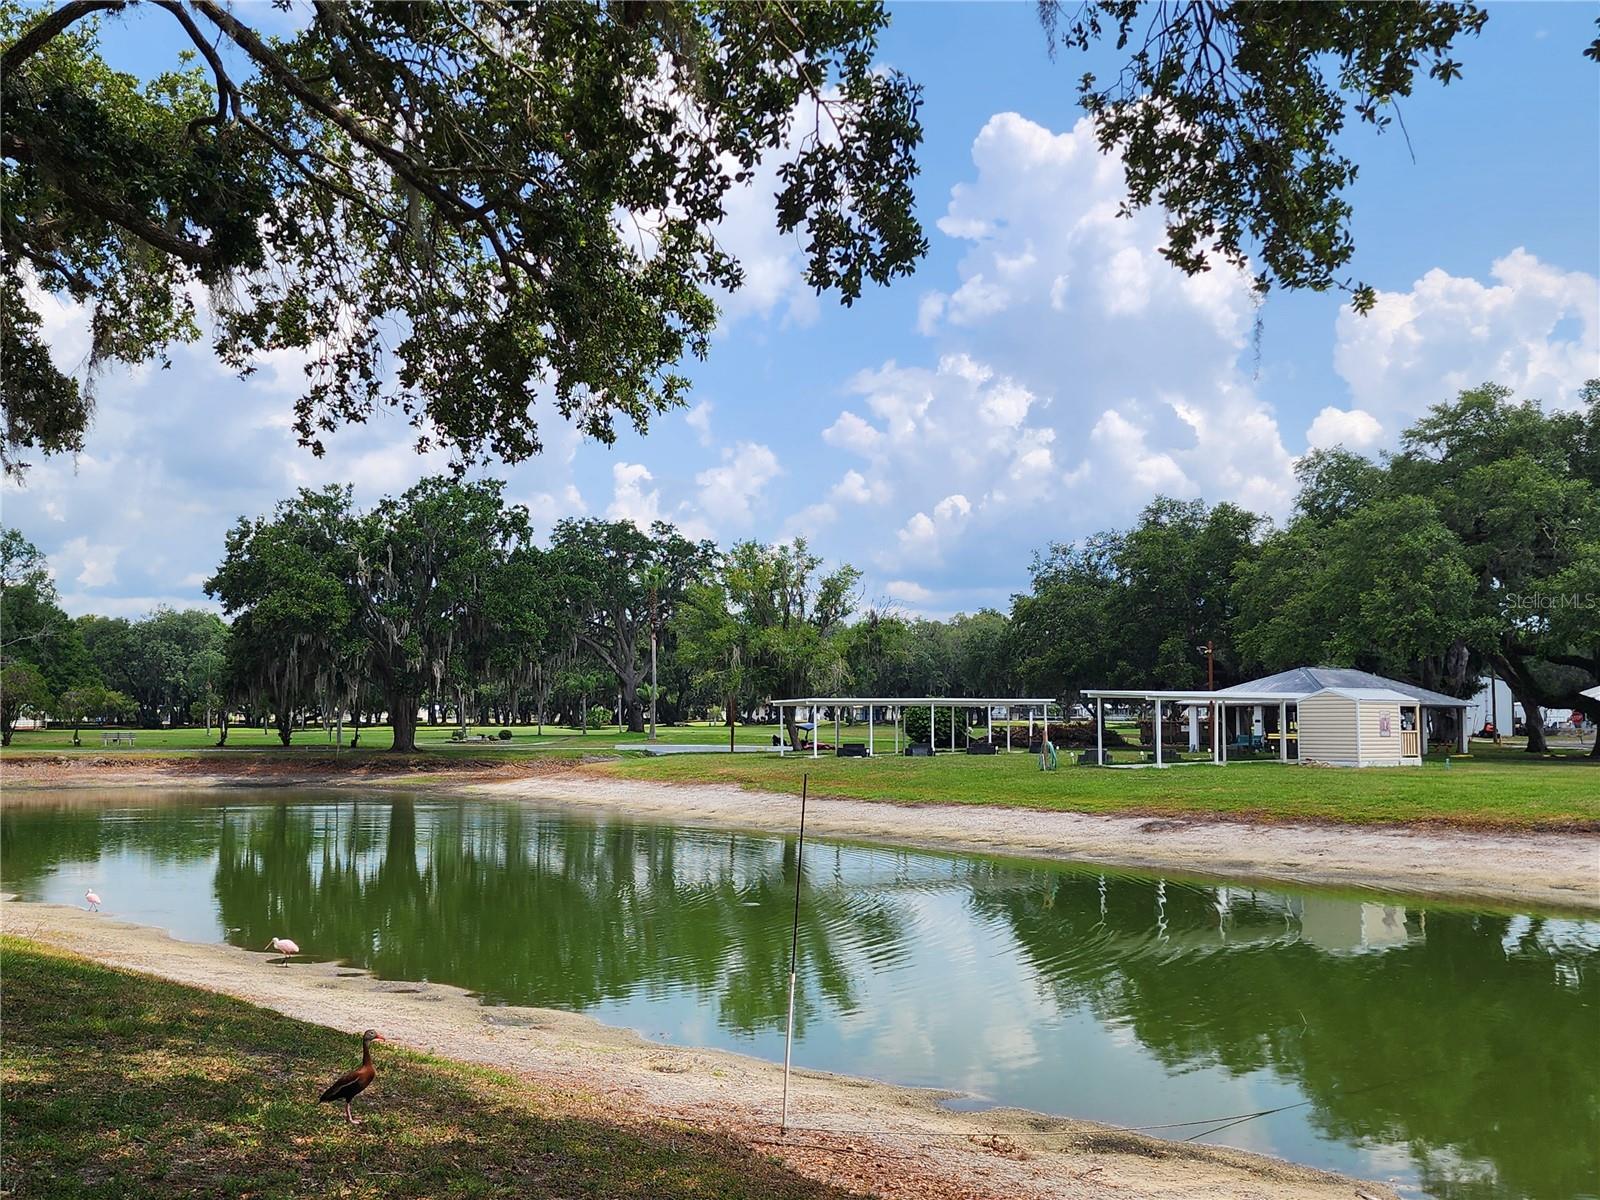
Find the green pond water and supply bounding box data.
[2,789,1595,1200]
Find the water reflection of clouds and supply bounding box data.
[40,850,225,944]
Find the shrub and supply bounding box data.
[585,705,613,729]
[902,706,968,748]
[1051,721,1131,748]
[497,729,512,741]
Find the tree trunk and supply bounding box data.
[1491,649,1549,755]
[276,709,292,746]
[216,709,229,748]
[620,673,644,733]
[390,693,420,752]
[1521,699,1546,753]
[728,692,736,752]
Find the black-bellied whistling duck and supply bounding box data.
[318,1029,385,1124]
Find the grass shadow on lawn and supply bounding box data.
[0,937,857,1200]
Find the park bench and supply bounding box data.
[100,731,137,747]
[836,744,869,758]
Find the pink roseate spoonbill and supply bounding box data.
[84,889,101,911]
[319,1029,385,1124]
[265,936,300,966]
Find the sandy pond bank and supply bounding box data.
[466,773,1600,914]
[4,898,1394,1200]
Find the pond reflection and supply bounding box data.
[4,791,1596,1200]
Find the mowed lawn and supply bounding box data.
[0,937,856,1200]
[598,742,1600,830]
[0,720,788,755]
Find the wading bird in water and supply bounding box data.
[319,1029,385,1124]
[84,890,101,911]
[265,936,299,966]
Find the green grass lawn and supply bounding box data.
[598,741,1600,830]
[0,937,856,1200]
[0,720,791,755]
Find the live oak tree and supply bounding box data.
[1389,384,1600,752]
[207,485,360,744]
[0,0,925,473]
[549,517,714,733]
[353,477,539,752]
[1008,542,1119,697]
[1013,499,1259,696]
[1231,496,1483,689]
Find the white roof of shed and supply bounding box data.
[1304,686,1417,704]
[1215,667,1467,708]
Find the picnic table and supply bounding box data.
[100,731,137,747]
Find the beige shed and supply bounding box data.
[1297,687,1423,767]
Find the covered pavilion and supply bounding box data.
[1078,688,1302,767]
[771,696,1057,757]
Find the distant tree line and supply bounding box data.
[1,529,229,745]
[2,383,1594,754]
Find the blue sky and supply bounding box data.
[8,1,1599,620]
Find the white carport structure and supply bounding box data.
[1080,688,1300,767]
[771,697,1056,758]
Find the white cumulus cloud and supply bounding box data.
[606,462,662,527]
[691,441,782,530]
[1335,248,1599,422]
[1305,407,1385,451]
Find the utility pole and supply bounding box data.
[1206,640,1215,691]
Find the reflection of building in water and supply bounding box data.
[1293,896,1420,953]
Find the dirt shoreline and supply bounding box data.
[6,754,1598,911]
[475,773,1600,913]
[4,899,1394,1200]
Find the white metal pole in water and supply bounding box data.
[781,774,809,1136]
